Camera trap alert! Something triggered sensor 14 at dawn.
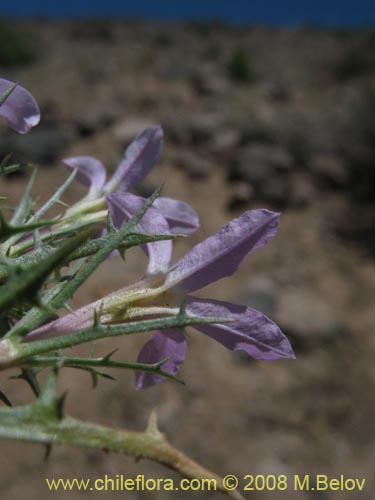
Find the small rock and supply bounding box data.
[239,122,274,145]
[227,181,255,210]
[166,112,225,146]
[209,127,240,155]
[289,173,315,207]
[76,105,118,137]
[172,150,212,179]
[190,72,228,96]
[237,277,277,317]
[186,113,225,145]
[229,143,294,205]
[261,177,291,206]
[276,290,347,345]
[309,154,350,188]
[261,79,291,102]
[231,143,294,183]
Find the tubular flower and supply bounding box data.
[0,78,40,133]
[63,125,199,235]
[62,126,199,275]
[26,208,295,389]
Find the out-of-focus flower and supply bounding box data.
[64,126,163,200]
[0,78,40,133]
[62,126,199,275]
[63,126,199,234]
[26,209,294,389]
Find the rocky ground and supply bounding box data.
[0,20,374,499]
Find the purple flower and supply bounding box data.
[63,126,199,234]
[108,191,172,276]
[26,209,294,389]
[135,209,295,389]
[63,125,199,275]
[63,126,163,199]
[0,78,40,133]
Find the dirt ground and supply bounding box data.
[0,20,374,499]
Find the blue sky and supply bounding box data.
[1,0,374,26]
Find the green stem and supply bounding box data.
[4,188,164,340]
[23,354,184,384]
[0,404,243,500]
[0,232,180,284]
[0,312,228,369]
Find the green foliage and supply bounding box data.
[0,118,239,496]
[227,47,255,83]
[334,34,375,81]
[0,373,243,499]
[0,23,38,67]
[0,168,235,495]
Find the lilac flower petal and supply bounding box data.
[166,209,280,293]
[0,78,40,133]
[25,302,98,342]
[135,329,187,390]
[187,296,295,360]
[107,192,172,276]
[153,196,200,234]
[63,156,107,196]
[105,125,163,193]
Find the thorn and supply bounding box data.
[93,304,104,327]
[56,392,67,421]
[154,356,171,368]
[177,297,187,318]
[106,212,117,234]
[118,245,126,260]
[146,409,160,435]
[88,344,97,359]
[55,200,69,208]
[61,302,74,314]
[98,371,116,382]
[103,348,119,362]
[36,299,59,318]
[90,370,98,389]
[10,368,40,397]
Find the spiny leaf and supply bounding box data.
[32,371,66,422]
[31,169,77,222]
[0,153,31,177]
[0,230,180,284]
[19,352,185,386]
[10,170,36,226]
[4,257,87,339]
[11,310,231,366]
[5,191,163,339]
[0,394,245,499]
[10,368,40,397]
[0,163,31,176]
[0,230,91,313]
[0,210,54,240]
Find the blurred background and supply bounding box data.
[0,1,374,499]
